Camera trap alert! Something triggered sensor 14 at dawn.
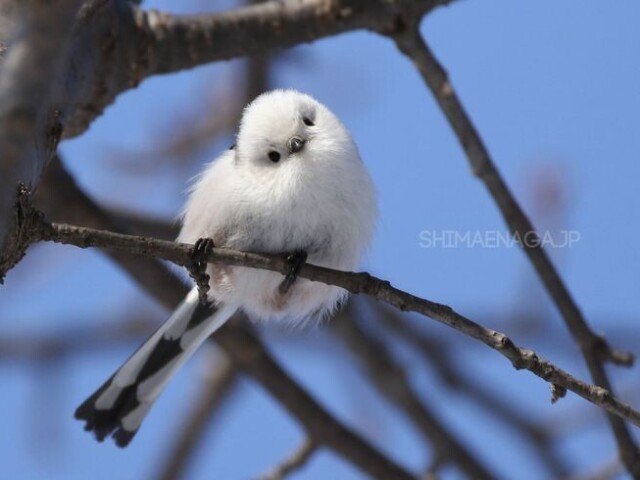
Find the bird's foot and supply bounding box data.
[188,238,215,305]
[279,250,308,295]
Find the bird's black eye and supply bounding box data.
[268,151,281,163]
[303,117,314,127]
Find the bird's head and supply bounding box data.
[235,89,358,169]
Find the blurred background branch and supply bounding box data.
[258,438,316,480]
[1,1,638,479]
[391,24,640,475]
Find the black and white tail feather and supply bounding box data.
[75,288,237,447]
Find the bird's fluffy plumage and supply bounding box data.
[179,89,377,321]
[75,89,377,445]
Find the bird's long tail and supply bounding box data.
[75,288,236,447]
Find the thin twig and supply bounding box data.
[390,26,640,475]
[21,217,640,430]
[259,438,316,480]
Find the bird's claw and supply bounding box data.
[189,238,215,305]
[279,250,308,295]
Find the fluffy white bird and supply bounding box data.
[75,89,377,446]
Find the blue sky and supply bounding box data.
[1,1,639,479]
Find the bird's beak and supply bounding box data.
[287,136,306,154]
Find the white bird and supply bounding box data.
[75,89,377,447]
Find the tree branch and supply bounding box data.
[136,0,439,76]
[391,26,640,475]
[17,213,640,430]
[0,0,81,275]
[58,0,456,139]
[258,438,316,480]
